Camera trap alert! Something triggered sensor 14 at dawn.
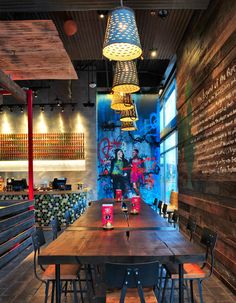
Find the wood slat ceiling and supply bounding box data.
[1,10,194,61]
[0,20,78,80]
[0,1,210,84]
[0,0,210,11]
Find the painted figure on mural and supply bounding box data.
[110,149,129,198]
[129,149,144,194]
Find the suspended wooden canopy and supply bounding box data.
[0,20,77,80]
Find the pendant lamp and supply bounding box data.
[112,61,140,94]
[121,121,137,131]
[120,104,138,122]
[103,4,142,61]
[111,93,134,111]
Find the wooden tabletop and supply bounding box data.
[38,199,205,303]
[68,199,174,230]
[38,229,204,265]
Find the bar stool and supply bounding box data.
[65,210,72,227]
[153,198,158,212]
[162,227,217,303]
[31,228,84,303]
[162,203,168,219]
[168,210,179,229]
[157,200,163,215]
[186,217,197,242]
[51,217,61,240]
[105,260,161,303]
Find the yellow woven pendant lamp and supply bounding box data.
[121,121,137,131]
[103,4,142,61]
[112,61,140,94]
[120,104,138,122]
[111,93,134,111]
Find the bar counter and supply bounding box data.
[0,189,90,226]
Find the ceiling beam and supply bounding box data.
[0,0,210,12]
[0,70,26,102]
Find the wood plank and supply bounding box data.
[0,20,78,80]
[0,209,34,232]
[0,0,210,11]
[179,194,236,221]
[38,229,204,265]
[0,217,35,245]
[70,199,174,230]
[0,226,35,255]
[0,237,32,269]
[177,0,236,291]
[0,69,26,101]
[0,200,34,218]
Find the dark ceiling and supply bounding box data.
[0,0,211,92]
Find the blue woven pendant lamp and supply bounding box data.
[103,1,142,61]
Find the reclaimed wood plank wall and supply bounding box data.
[0,200,35,268]
[176,0,236,292]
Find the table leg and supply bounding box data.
[179,263,184,303]
[91,265,106,303]
[55,264,61,303]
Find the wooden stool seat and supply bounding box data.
[42,264,81,280]
[165,262,206,280]
[106,288,158,303]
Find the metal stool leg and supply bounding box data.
[72,280,78,303]
[64,281,68,297]
[170,280,175,303]
[158,266,163,301]
[78,276,84,303]
[190,280,194,303]
[198,280,203,303]
[51,281,55,303]
[44,281,49,303]
[161,273,168,303]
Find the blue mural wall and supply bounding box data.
[97,94,160,204]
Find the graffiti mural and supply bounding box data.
[97,94,161,204]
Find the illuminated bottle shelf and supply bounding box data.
[0,133,85,160]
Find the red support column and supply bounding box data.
[27,89,34,200]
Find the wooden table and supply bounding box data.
[38,200,205,303]
[69,199,175,230]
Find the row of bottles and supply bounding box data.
[0,133,85,160]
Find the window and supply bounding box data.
[160,107,164,132]
[160,80,177,131]
[164,88,176,127]
[160,131,178,202]
[159,79,178,203]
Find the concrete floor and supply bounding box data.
[0,231,235,303]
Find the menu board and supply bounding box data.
[0,133,85,160]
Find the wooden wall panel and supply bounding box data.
[177,0,236,292]
[0,200,35,268]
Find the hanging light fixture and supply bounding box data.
[103,1,142,61]
[120,104,138,122]
[112,61,140,94]
[121,121,137,131]
[111,93,134,111]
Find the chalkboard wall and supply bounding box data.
[177,0,236,292]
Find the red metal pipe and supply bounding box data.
[27,89,34,200]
